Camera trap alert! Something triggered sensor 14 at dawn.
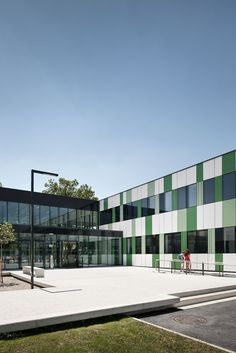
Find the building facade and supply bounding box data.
[0,188,122,270]
[99,150,236,272]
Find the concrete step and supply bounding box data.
[176,289,236,307]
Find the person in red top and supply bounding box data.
[184,249,191,273]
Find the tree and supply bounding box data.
[0,223,16,284]
[42,178,98,200]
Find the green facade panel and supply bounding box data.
[152,254,159,268]
[127,254,132,266]
[172,189,177,211]
[145,215,152,235]
[222,151,235,174]
[215,253,223,271]
[181,231,187,251]
[148,181,155,197]
[197,163,203,182]
[215,176,222,202]
[104,198,108,210]
[132,219,136,237]
[197,182,203,206]
[177,209,187,232]
[223,199,236,227]
[187,207,197,231]
[164,175,172,192]
[160,234,164,254]
[137,200,142,218]
[208,228,215,254]
[132,236,136,255]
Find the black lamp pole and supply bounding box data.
[30,169,59,289]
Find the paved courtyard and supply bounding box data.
[0,266,236,333]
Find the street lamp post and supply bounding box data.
[31,169,58,289]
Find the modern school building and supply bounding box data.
[1,149,236,271]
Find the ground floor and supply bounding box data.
[2,231,123,270]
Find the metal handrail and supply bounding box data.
[155,258,236,277]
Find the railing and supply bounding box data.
[155,259,236,277]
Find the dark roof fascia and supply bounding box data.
[0,187,98,210]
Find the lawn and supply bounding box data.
[0,316,226,353]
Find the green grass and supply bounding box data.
[0,316,226,353]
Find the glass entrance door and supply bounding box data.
[61,241,79,267]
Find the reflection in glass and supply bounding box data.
[203,178,215,204]
[223,172,236,201]
[19,203,30,224]
[8,202,18,224]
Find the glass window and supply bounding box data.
[19,203,30,224]
[216,227,236,253]
[50,207,58,227]
[188,230,208,253]
[34,205,40,225]
[84,210,92,228]
[164,233,181,254]
[187,184,197,208]
[115,206,120,222]
[135,236,141,254]
[153,234,159,254]
[68,209,77,228]
[177,187,187,209]
[159,192,172,213]
[8,202,18,224]
[0,201,7,223]
[59,208,68,227]
[100,209,112,225]
[123,202,138,220]
[92,211,98,229]
[40,206,50,226]
[142,197,155,217]
[203,178,215,204]
[222,172,236,201]
[77,209,84,228]
[146,235,153,254]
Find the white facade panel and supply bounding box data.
[132,255,142,266]
[164,212,172,233]
[108,196,113,209]
[215,202,222,228]
[122,220,132,238]
[177,169,187,188]
[135,218,143,236]
[123,192,127,204]
[203,159,215,180]
[172,211,178,233]
[197,205,204,230]
[214,157,222,177]
[145,255,152,267]
[140,184,148,199]
[152,214,160,234]
[172,173,178,190]
[131,187,138,202]
[99,200,104,212]
[203,203,215,229]
[223,254,236,272]
[186,166,196,185]
[159,214,165,234]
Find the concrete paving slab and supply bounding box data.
[1,267,236,333]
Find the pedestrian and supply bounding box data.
[178,251,185,272]
[184,249,191,273]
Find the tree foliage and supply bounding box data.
[0,223,16,283]
[42,178,98,200]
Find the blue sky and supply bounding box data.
[0,0,235,198]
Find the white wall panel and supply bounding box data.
[203,203,215,229]
[177,169,187,188]
[123,192,127,204]
[132,255,142,266]
[215,157,222,177]
[203,159,215,180]
[99,200,104,212]
[135,218,143,236]
[215,202,222,228]
[223,254,236,272]
[172,173,178,190]
[123,255,127,266]
[186,166,196,185]
[152,214,160,234]
[145,255,152,267]
[140,184,148,199]
[122,220,132,238]
[172,211,178,233]
[131,187,138,202]
[108,196,113,209]
[197,206,204,230]
[164,212,172,233]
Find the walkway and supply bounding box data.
[0,267,236,333]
